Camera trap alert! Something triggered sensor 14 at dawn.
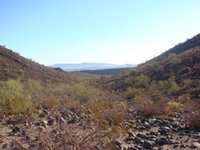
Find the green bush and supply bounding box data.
[124,77,134,86]
[157,78,179,94]
[124,87,143,99]
[168,53,181,66]
[25,79,42,96]
[0,80,35,114]
[134,75,150,88]
[67,82,100,103]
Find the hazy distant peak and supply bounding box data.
[51,63,136,71]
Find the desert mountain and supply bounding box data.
[0,45,71,83]
[156,34,200,60]
[100,34,200,99]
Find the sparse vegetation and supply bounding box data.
[185,112,200,130]
[32,123,104,150]
[0,79,35,115]
[124,87,143,99]
[166,100,183,114]
[67,82,100,103]
[133,94,167,117]
[1,35,200,149]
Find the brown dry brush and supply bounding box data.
[185,111,200,130]
[30,122,105,150]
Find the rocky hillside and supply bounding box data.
[99,36,200,99]
[156,34,200,60]
[0,46,71,83]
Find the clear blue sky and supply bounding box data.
[0,0,200,65]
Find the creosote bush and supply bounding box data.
[134,75,150,88]
[67,82,100,103]
[124,87,143,100]
[157,78,180,95]
[0,80,35,114]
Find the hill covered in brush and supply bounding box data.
[99,34,200,100]
[0,45,71,83]
[157,34,200,60]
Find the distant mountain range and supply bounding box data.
[51,63,136,71]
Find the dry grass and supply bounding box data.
[40,94,60,109]
[183,101,200,129]
[133,95,167,117]
[185,112,200,130]
[165,100,183,114]
[30,123,104,150]
[86,97,126,127]
[85,93,127,149]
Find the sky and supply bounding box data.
[0,0,200,65]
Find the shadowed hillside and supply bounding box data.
[156,34,200,60]
[0,46,72,83]
[99,35,200,99]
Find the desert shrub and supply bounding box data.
[153,63,164,72]
[177,94,191,104]
[134,75,150,88]
[168,53,181,66]
[185,112,200,130]
[11,123,105,150]
[60,97,81,111]
[182,99,200,113]
[25,79,42,97]
[42,83,67,96]
[157,78,179,94]
[169,81,180,94]
[0,80,35,114]
[124,77,134,86]
[124,87,143,99]
[86,97,127,149]
[165,100,183,114]
[67,83,100,103]
[87,99,126,126]
[33,82,100,111]
[133,95,166,117]
[40,94,60,109]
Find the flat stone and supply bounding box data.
[191,142,200,149]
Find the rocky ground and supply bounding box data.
[0,107,200,150]
[0,108,103,150]
[116,108,200,150]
